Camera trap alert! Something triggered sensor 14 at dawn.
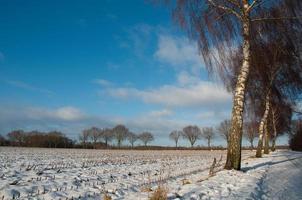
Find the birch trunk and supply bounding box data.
[256,91,271,157]
[264,120,270,154]
[225,14,251,170]
[271,110,277,151]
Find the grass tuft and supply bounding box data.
[149,186,168,200]
[103,193,112,200]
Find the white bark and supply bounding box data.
[226,15,251,170]
[256,90,270,157]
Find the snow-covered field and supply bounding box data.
[0,147,301,200]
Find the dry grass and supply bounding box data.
[141,186,153,192]
[149,186,168,200]
[181,178,191,185]
[103,193,112,200]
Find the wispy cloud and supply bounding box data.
[94,79,114,87]
[4,80,55,96]
[121,23,154,59]
[148,109,173,118]
[26,106,85,121]
[102,80,231,108]
[105,13,118,20]
[154,34,203,74]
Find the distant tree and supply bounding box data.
[113,124,128,148]
[101,128,113,148]
[79,129,90,148]
[87,127,102,149]
[244,121,258,149]
[289,119,302,151]
[7,130,25,146]
[217,120,231,147]
[138,132,154,146]
[47,131,64,148]
[182,125,201,147]
[270,102,292,152]
[202,127,214,148]
[169,130,182,147]
[127,132,138,148]
[4,130,73,148]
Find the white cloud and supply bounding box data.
[123,23,154,58]
[54,107,84,121]
[4,80,55,96]
[154,35,202,69]
[105,81,231,108]
[94,79,113,87]
[26,106,85,121]
[177,71,200,86]
[148,109,173,118]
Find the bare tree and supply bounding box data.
[127,132,138,148]
[270,101,292,151]
[217,120,231,147]
[182,125,201,147]
[88,127,102,149]
[202,127,214,148]
[7,130,25,146]
[138,132,154,146]
[113,124,128,148]
[101,128,113,148]
[169,130,182,147]
[47,131,65,148]
[79,129,90,148]
[271,107,279,152]
[244,121,258,149]
[170,0,302,170]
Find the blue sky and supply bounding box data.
[0,0,288,146]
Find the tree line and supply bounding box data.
[0,120,259,149]
[78,124,154,149]
[169,121,258,149]
[0,130,74,148]
[0,124,156,149]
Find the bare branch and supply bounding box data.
[251,16,302,22]
[225,0,241,8]
[247,0,261,13]
[207,0,242,20]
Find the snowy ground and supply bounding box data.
[0,147,301,200]
[172,150,302,200]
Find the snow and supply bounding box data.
[0,147,301,199]
[172,150,302,200]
